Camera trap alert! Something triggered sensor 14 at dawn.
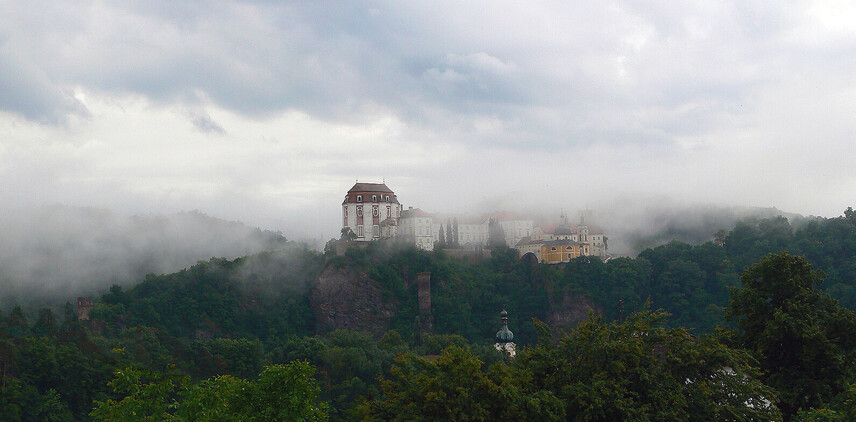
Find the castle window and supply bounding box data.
[358,225,364,236]
[387,206,391,217]
[357,206,363,216]
[357,195,362,202]
[373,225,379,237]
[373,207,378,216]
[551,247,557,251]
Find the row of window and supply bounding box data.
[550,245,578,251]
[355,194,391,202]
[345,206,393,218]
[355,225,380,237]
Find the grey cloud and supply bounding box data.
[184,109,226,135]
[1,0,772,146]
[0,0,855,225]
[0,50,90,124]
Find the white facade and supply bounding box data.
[339,184,604,255]
[342,183,401,242]
[457,222,488,245]
[498,219,533,248]
[398,208,435,250]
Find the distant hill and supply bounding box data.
[592,200,811,256]
[0,205,289,307]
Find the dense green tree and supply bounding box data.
[32,308,59,337]
[724,216,794,271]
[487,218,506,248]
[797,382,856,421]
[92,362,327,422]
[360,346,564,421]
[36,389,75,422]
[178,361,328,422]
[4,306,30,337]
[90,365,187,422]
[727,252,856,419]
[521,310,781,421]
[340,227,356,242]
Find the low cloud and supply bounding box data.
[184,109,226,135]
[0,0,854,273]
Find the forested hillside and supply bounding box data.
[3,208,856,420]
[0,206,290,309]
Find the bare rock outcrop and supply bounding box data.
[546,292,601,333]
[310,263,396,336]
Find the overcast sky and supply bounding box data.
[2,0,855,241]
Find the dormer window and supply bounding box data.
[386,195,390,201]
[372,195,377,202]
[357,195,362,202]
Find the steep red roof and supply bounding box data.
[348,182,394,193]
[343,182,400,205]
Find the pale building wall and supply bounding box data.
[499,220,533,247]
[343,200,400,241]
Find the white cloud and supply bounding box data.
[1,0,856,243]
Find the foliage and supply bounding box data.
[487,218,506,248]
[8,208,856,420]
[91,361,327,422]
[360,346,564,421]
[727,252,856,419]
[521,310,781,421]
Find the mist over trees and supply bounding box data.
[0,199,812,311]
[5,206,856,419]
[0,205,289,308]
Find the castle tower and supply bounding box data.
[342,182,401,242]
[77,297,93,321]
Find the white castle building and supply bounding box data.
[340,182,606,257]
[342,182,401,241]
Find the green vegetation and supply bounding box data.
[4,208,856,420]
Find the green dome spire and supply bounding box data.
[496,309,514,343]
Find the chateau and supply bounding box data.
[341,182,402,240]
[341,182,607,262]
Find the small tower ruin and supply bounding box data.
[77,297,93,321]
[416,272,433,333]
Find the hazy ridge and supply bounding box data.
[0,205,289,308]
[0,201,812,308]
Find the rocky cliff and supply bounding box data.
[309,263,397,336]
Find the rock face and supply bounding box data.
[310,264,396,336]
[546,292,600,332]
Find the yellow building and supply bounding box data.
[540,239,588,264]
